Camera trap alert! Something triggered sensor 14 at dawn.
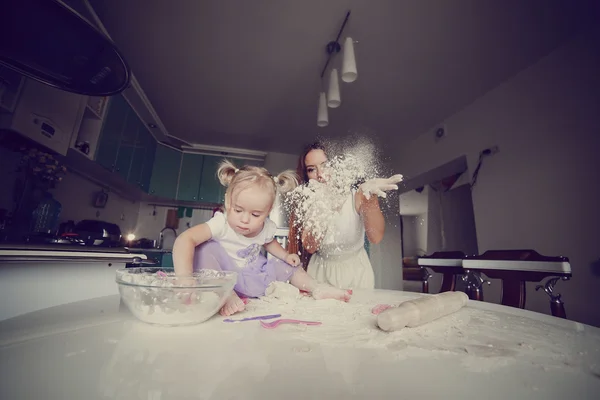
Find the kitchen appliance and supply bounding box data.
[0,243,147,321]
[73,219,123,247]
[24,232,85,246]
[0,0,130,96]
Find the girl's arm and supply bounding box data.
[172,223,213,276]
[356,191,385,244]
[264,240,301,266]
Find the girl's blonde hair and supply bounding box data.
[217,159,298,209]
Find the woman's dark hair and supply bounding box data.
[288,141,327,269]
[296,141,327,184]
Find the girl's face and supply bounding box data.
[227,185,273,237]
[304,149,328,183]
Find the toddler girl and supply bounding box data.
[172,160,352,316]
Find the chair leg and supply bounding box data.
[550,299,567,319]
[536,276,569,319]
[501,279,526,309]
[463,270,488,301]
[439,273,457,292]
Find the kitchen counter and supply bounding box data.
[128,248,173,254]
[0,290,598,399]
[0,246,147,321]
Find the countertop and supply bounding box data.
[1,289,598,399]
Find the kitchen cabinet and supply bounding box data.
[177,153,205,201]
[198,155,226,204]
[149,144,182,199]
[129,123,156,191]
[114,106,139,180]
[139,131,157,192]
[95,95,128,171]
[95,95,157,190]
[0,78,85,156]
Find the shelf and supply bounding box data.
[85,96,107,120]
[0,69,24,113]
[84,103,103,119]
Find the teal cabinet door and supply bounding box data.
[127,119,149,187]
[128,145,145,186]
[198,155,226,204]
[177,153,204,201]
[149,144,182,198]
[114,145,134,180]
[139,133,156,193]
[114,112,136,180]
[95,95,128,171]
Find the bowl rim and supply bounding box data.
[115,267,237,289]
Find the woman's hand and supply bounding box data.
[285,253,301,267]
[359,174,404,200]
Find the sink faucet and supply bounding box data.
[158,227,177,249]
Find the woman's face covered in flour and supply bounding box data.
[304,149,329,183]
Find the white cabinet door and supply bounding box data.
[6,79,85,155]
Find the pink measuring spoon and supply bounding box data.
[260,319,322,329]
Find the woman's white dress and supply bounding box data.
[306,191,375,289]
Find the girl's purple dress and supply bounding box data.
[193,240,296,298]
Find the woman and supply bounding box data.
[288,142,401,289]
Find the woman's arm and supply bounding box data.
[301,229,322,254]
[356,191,385,244]
[172,223,213,276]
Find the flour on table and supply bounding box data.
[264,282,302,301]
[243,292,600,375]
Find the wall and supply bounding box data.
[440,184,478,256]
[369,195,404,291]
[263,151,298,175]
[401,216,418,257]
[0,145,140,235]
[393,27,600,326]
[51,172,140,234]
[415,214,427,256]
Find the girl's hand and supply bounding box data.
[285,253,301,267]
[359,174,404,200]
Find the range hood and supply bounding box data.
[0,0,130,96]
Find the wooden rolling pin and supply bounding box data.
[377,292,469,332]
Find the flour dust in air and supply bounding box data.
[284,136,401,250]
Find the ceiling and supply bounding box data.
[88,0,597,155]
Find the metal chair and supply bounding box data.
[462,249,572,318]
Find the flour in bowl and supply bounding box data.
[117,269,233,326]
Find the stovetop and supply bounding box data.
[0,243,129,253]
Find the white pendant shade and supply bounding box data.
[342,37,357,83]
[327,68,341,108]
[317,92,329,127]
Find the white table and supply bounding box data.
[0,290,598,399]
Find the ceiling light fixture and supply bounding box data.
[316,10,357,127]
[327,68,341,108]
[317,92,329,127]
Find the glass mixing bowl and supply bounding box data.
[116,268,237,326]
